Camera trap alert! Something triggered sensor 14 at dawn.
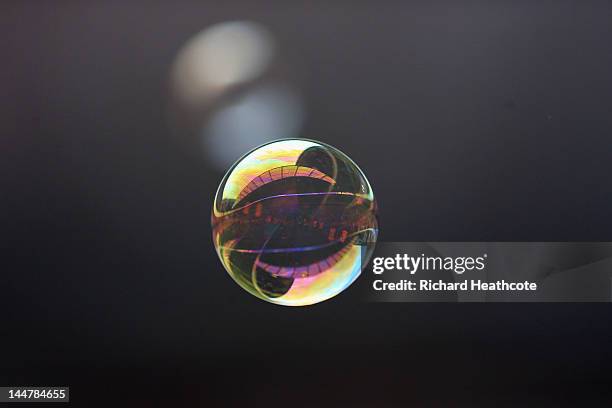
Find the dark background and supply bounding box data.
[2,1,612,406]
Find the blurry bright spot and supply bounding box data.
[204,83,304,170]
[172,21,275,106]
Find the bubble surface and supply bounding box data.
[212,139,378,306]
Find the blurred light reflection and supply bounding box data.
[168,20,305,170]
[203,83,304,170]
[171,21,276,108]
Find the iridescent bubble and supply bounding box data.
[212,139,378,306]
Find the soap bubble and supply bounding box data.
[212,139,378,306]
